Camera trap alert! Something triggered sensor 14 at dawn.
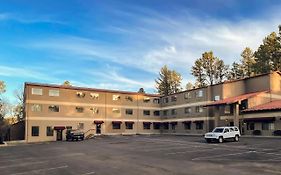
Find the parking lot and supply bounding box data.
[1,135,281,175]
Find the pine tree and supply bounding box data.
[155,65,182,95]
[241,47,256,77]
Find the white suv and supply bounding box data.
[204,126,241,143]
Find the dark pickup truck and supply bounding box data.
[66,130,85,141]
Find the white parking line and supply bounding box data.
[0,161,48,169]
[10,165,68,175]
[192,151,255,160]
[81,172,96,175]
[165,148,218,155]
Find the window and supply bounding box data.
[171,96,177,102]
[143,97,150,103]
[112,122,121,129]
[184,92,192,99]
[171,123,177,130]
[214,95,220,101]
[164,97,169,103]
[66,126,72,131]
[90,93,99,99]
[163,123,169,130]
[185,107,191,114]
[125,109,133,115]
[153,98,160,104]
[78,123,84,130]
[224,128,229,133]
[171,109,177,115]
[224,105,231,114]
[31,104,42,112]
[125,122,133,129]
[32,126,39,136]
[90,107,99,114]
[163,110,168,116]
[143,110,150,116]
[195,106,203,113]
[49,89,59,97]
[143,123,151,130]
[184,122,191,130]
[113,95,121,101]
[195,122,203,130]
[247,122,255,130]
[76,107,84,113]
[196,90,203,98]
[46,126,53,136]
[262,122,274,130]
[31,88,42,95]
[112,108,121,113]
[125,96,133,102]
[153,110,160,116]
[76,91,85,98]
[153,123,160,130]
[49,105,59,112]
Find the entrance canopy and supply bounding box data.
[54,126,66,130]
[94,120,104,124]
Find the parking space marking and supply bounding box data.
[192,151,254,160]
[165,148,219,155]
[264,169,281,175]
[81,172,96,175]
[0,161,48,169]
[10,165,68,175]
[0,157,35,163]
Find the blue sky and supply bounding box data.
[0,0,281,103]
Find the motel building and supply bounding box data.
[22,71,281,142]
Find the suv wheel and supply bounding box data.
[218,137,223,143]
[234,135,239,142]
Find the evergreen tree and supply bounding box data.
[191,51,228,86]
[241,47,256,77]
[155,65,182,95]
[254,30,281,73]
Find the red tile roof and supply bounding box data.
[243,100,281,112]
[205,91,267,106]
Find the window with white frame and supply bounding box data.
[48,105,59,112]
[143,97,150,103]
[184,92,192,99]
[171,109,177,115]
[185,107,191,114]
[112,95,121,101]
[49,89,59,97]
[125,109,133,115]
[76,106,84,113]
[224,105,231,114]
[214,95,220,101]
[112,108,120,113]
[171,96,177,102]
[143,110,150,116]
[195,106,203,113]
[76,91,85,98]
[153,98,160,104]
[31,88,42,95]
[125,96,133,102]
[31,104,42,112]
[90,107,99,114]
[90,93,99,99]
[196,90,203,98]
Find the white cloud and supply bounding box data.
[0,65,60,82]
[21,5,281,88]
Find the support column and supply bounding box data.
[233,103,240,126]
[214,106,220,127]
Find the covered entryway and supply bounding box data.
[54,126,66,141]
[94,121,104,134]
